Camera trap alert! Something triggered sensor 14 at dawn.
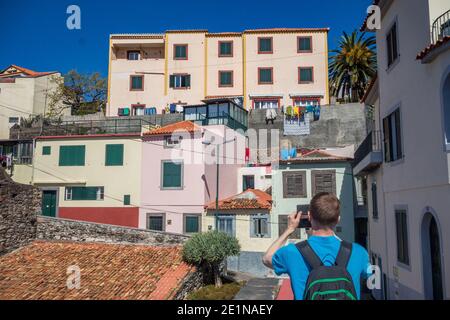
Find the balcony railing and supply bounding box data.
[40,118,156,136]
[432,9,450,44]
[353,130,382,168]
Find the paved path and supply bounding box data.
[276,279,294,300]
[234,278,281,300]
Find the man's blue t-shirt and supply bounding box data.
[272,235,370,300]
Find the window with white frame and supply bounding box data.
[127,51,141,61]
[253,99,278,109]
[386,22,399,68]
[216,215,235,236]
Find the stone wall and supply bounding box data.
[247,103,367,161]
[174,270,203,300]
[0,169,41,255]
[36,216,190,245]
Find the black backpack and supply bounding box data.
[296,240,358,300]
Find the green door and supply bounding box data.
[42,190,57,217]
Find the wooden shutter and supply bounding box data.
[105,144,124,166]
[283,171,307,198]
[394,109,403,159]
[185,75,191,87]
[169,75,175,88]
[383,117,391,162]
[312,170,336,195]
[162,161,182,188]
[59,146,85,166]
[278,215,301,239]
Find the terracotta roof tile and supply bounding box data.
[0,64,57,78]
[0,241,194,300]
[0,65,57,78]
[416,36,450,61]
[206,189,272,210]
[143,120,201,136]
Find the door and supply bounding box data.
[42,190,57,217]
[429,217,444,300]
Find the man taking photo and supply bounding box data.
[263,192,371,300]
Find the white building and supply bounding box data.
[355,0,450,300]
[0,65,62,140]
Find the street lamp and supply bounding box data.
[202,138,236,210]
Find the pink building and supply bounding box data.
[139,120,246,234]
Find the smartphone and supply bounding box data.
[297,205,312,229]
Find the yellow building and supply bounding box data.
[203,189,274,276]
[32,133,142,227]
[107,28,329,116]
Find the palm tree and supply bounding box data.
[329,30,377,102]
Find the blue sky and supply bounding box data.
[0,0,371,77]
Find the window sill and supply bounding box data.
[160,187,184,190]
[386,157,405,168]
[396,261,411,272]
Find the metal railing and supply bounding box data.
[353,130,382,167]
[41,118,155,136]
[431,9,450,44]
[190,112,247,132]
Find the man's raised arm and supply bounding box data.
[262,212,301,269]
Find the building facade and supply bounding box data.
[107,28,329,116]
[355,0,450,299]
[203,189,274,277]
[32,134,142,227]
[272,149,356,243]
[141,120,246,233]
[0,65,63,140]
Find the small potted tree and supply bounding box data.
[182,231,240,288]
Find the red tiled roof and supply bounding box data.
[0,241,194,300]
[0,65,57,78]
[416,36,450,61]
[243,28,329,34]
[206,189,272,210]
[143,120,201,136]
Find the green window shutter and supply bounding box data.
[259,68,272,83]
[298,37,312,51]
[185,216,199,233]
[259,38,272,52]
[59,146,85,166]
[169,75,175,88]
[220,72,232,86]
[220,42,232,56]
[42,146,51,155]
[70,187,101,200]
[124,195,131,205]
[175,45,187,58]
[131,76,142,90]
[300,68,313,82]
[185,75,191,87]
[105,144,124,166]
[162,161,182,188]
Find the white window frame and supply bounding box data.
[254,100,279,109]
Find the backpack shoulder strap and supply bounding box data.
[295,241,323,269]
[335,241,353,268]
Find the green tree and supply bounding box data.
[47,70,107,118]
[329,30,377,102]
[182,231,240,288]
